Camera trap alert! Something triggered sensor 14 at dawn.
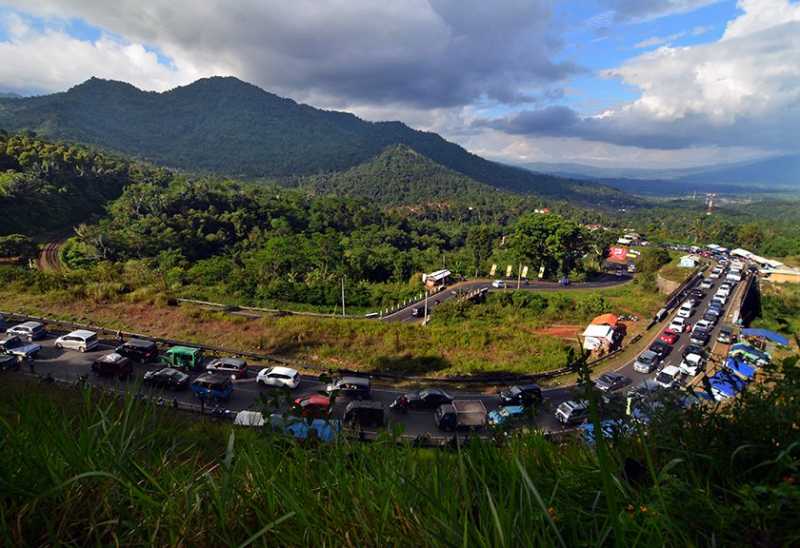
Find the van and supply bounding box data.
[555,400,589,425]
[344,401,386,428]
[191,373,233,402]
[7,321,46,341]
[55,330,99,352]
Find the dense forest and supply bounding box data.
[0,76,634,207]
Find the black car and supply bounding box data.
[682,344,707,359]
[344,400,386,427]
[143,367,190,390]
[702,312,718,324]
[498,384,543,407]
[390,388,453,412]
[115,339,159,363]
[91,352,133,379]
[689,289,706,300]
[649,340,673,358]
[0,354,19,371]
[690,329,710,346]
[326,376,371,400]
[594,373,630,392]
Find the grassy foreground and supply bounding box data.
[2,360,800,546]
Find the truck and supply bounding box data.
[434,400,487,432]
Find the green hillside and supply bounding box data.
[0,77,635,207]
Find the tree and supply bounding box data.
[637,247,671,273]
[466,224,495,277]
[737,223,765,251]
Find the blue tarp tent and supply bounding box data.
[741,328,790,346]
[724,356,757,380]
[709,371,747,400]
[269,414,342,442]
[729,343,771,365]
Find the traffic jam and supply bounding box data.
[0,253,778,444]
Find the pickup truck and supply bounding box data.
[0,334,41,361]
[434,400,487,432]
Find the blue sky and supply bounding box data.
[0,1,797,169]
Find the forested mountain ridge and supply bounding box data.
[0,76,634,207]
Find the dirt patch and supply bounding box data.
[531,324,582,339]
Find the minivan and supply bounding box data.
[55,330,99,352]
[191,373,234,402]
[555,400,589,425]
[115,338,159,363]
[7,321,46,341]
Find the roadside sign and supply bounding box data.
[521,266,529,278]
[538,265,545,279]
[505,265,513,277]
[490,264,497,276]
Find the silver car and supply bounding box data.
[634,350,660,374]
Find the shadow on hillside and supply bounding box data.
[367,354,453,376]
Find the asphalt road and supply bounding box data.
[383,272,633,323]
[3,266,745,440]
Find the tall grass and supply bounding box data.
[2,363,800,546]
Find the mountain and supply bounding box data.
[0,92,21,99]
[518,161,715,181]
[296,144,504,206]
[0,76,634,207]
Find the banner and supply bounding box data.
[489,264,497,276]
[521,266,529,278]
[538,264,545,279]
[505,264,513,277]
[609,246,629,261]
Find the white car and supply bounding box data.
[695,319,713,332]
[491,280,506,288]
[676,303,694,319]
[700,279,713,290]
[709,271,720,279]
[256,366,301,389]
[655,365,682,389]
[680,353,705,376]
[714,292,728,304]
[55,330,99,352]
[669,317,687,332]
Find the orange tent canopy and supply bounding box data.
[591,313,619,327]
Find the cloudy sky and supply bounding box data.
[0,0,797,169]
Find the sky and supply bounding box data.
[0,0,797,169]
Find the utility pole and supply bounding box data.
[517,263,522,289]
[341,276,346,317]
[423,287,429,324]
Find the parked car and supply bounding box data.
[206,357,248,379]
[705,306,722,319]
[143,367,190,390]
[676,303,694,319]
[491,280,506,288]
[91,352,133,379]
[690,329,710,346]
[679,353,705,376]
[634,350,661,374]
[497,384,543,407]
[391,388,453,412]
[343,400,386,428]
[488,405,527,427]
[55,330,99,353]
[655,365,682,389]
[695,319,713,332]
[435,400,487,431]
[689,289,706,300]
[659,329,680,345]
[191,373,233,402]
[702,311,719,325]
[115,338,159,363]
[700,278,713,290]
[411,307,422,317]
[325,376,371,400]
[6,321,46,341]
[717,326,735,344]
[682,344,707,359]
[292,394,331,419]
[648,340,672,359]
[161,346,205,372]
[594,372,630,392]
[0,354,19,371]
[256,366,301,389]
[554,400,589,425]
[0,334,41,360]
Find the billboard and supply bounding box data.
[609,246,629,262]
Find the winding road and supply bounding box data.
[36,240,66,273]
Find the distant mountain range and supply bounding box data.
[522,155,800,196]
[0,77,635,208]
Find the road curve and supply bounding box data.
[37,241,65,273]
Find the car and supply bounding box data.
[91,352,133,379]
[655,365,682,389]
[713,292,728,304]
[554,400,589,425]
[411,307,422,317]
[709,270,720,279]
[694,319,713,332]
[705,306,722,319]
[325,376,371,400]
[343,401,386,428]
[206,357,249,379]
[491,280,506,288]
[700,279,713,290]
[292,394,331,419]
[669,317,688,333]
[257,366,301,389]
[689,289,706,300]
[115,338,159,363]
[6,321,46,341]
[0,334,41,360]
[143,367,190,390]
[659,329,680,345]
[679,353,705,376]
[676,303,694,319]
[390,388,453,412]
[682,344,707,359]
[648,340,672,359]
[594,372,630,392]
[191,373,234,402]
[488,405,527,427]
[690,329,710,346]
[702,311,719,325]
[717,326,735,344]
[710,298,726,310]
[497,384,543,407]
[634,350,661,373]
[0,354,19,371]
[55,330,100,353]
[161,346,205,372]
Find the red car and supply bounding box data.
[292,394,331,419]
[659,329,680,345]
